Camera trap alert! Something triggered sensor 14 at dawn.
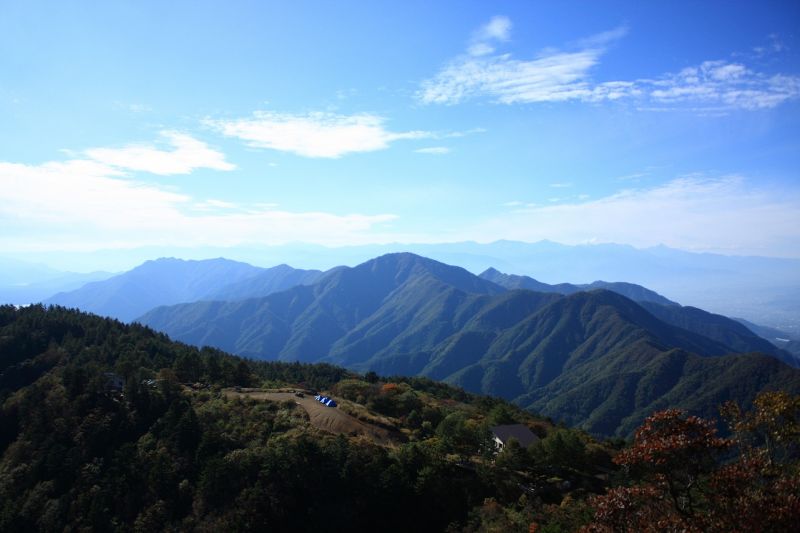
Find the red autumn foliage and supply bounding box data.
[614,408,730,471]
[582,485,692,533]
[584,396,800,532]
[380,382,400,395]
[704,454,800,531]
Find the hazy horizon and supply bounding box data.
[5,237,800,275]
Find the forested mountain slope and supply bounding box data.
[479,267,677,306]
[481,267,795,366]
[0,304,616,532]
[139,254,800,437]
[204,263,324,301]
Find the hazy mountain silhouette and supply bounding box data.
[45,258,263,321]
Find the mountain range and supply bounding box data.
[44,258,321,322]
[479,267,678,306]
[137,253,800,437]
[6,251,797,436]
[9,240,800,333]
[477,267,795,366]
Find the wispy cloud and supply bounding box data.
[644,60,800,111]
[753,33,788,57]
[419,17,800,111]
[616,171,649,182]
[418,19,629,105]
[193,199,239,211]
[0,159,189,231]
[467,15,511,56]
[573,26,630,49]
[85,131,234,175]
[206,111,432,158]
[549,182,573,188]
[473,176,800,256]
[0,154,397,251]
[419,48,614,105]
[415,146,451,155]
[444,127,487,138]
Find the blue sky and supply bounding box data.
[1,0,799,260]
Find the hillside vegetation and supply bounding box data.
[3,306,798,531]
[139,253,800,437]
[1,305,618,532]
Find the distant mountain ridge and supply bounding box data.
[43,258,333,322]
[733,317,800,360]
[10,239,800,331]
[45,258,263,322]
[637,301,797,367]
[480,267,795,367]
[138,253,800,437]
[479,267,678,306]
[205,264,324,301]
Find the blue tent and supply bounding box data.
[325,399,337,407]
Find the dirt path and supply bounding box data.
[225,390,395,445]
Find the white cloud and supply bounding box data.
[709,63,746,81]
[420,18,800,111]
[646,61,800,110]
[419,48,609,105]
[574,26,629,49]
[549,182,572,188]
[470,176,800,256]
[85,131,235,175]
[419,19,628,105]
[0,156,398,251]
[207,111,431,158]
[415,146,451,155]
[193,199,238,211]
[467,43,495,58]
[468,16,511,56]
[443,127,487,138]
[616,172,649,182]
[0,159,189,231]
[479,15,511,42]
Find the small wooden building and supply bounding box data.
[490,424,539,451]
